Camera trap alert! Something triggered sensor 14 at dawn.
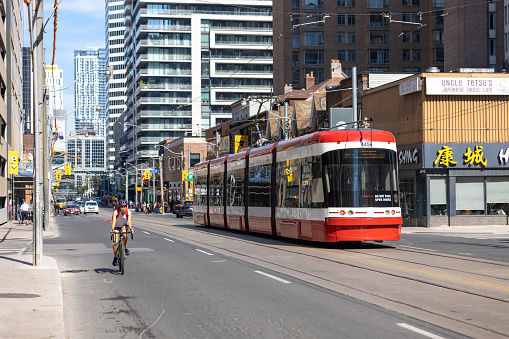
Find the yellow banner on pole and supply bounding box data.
[8,151,19,174]
[136,187,142,192]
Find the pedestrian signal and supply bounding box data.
[65,164,71,175]
[182,170,188,181]
[56,171,62,180]
[144,170,151,180]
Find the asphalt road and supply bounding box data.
[44,209,464,339]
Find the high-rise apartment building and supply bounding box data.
[121,0,273,166]
[45,65,64,113]
[74,48,108,136]
[45,65,65,168]
[67,132,107,191]
[22,47,32,134]
[273,0,505,95]
[2,0,24,224]
[105,0,126,171]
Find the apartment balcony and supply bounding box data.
[124,4,131,16]
[136,24,192,38]
[210,54,272,61]
[136,69,193,80]
[135,110,193,120]
[124,15,132,26]
[136,97,192,106]
[136,53,192,66]
[124,0,131,5]
[136,39,191,52]
[210,26,272,31]
[214,70,273,76]
[138,8,271,17]
[212,84,273,90]
[139,123,192,130]
[136,84,192,94]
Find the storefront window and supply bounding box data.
[456,177,484,215]
[399,177,414,215]
[486,177,509,215]
[430,177,446,215]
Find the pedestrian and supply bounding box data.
[142,201,147,214]
[20,200,30,225]
[169,199,174,213]
[17,203,22,224]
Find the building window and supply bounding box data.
[304,68,324,83]
[487,177,509,215]
[304,31,324,46]
[369,67,389,72]
[399,178,414,216]
[489,12,495,30]
[433,10,444,26]
[456,177,484,215]
[433,0,443,7]
[292,0,300,11]
[292,51,300,66]
[338,32,356,44]
[432,30,443,44]
[338,0,355,6]
[402,67,420,72]
[433,47,444,63]
[430,178,447,215]
[304,50,324,65]
[369,12,389,27]
[343,68,352,77]
[402,0,419,5]
[337,50,356,62]
[368,31,389,45]
[303,0,323,9]
[292,69,301,85]
[402,13,420,23]
[190,153,201,168]
[292,34,300,48]
[338,14,356,25]
[489,39,496,56]
[369,49,389,64]
[402,49,420,61]
[402,31,420,43]
[369,0,388,8]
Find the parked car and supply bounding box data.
[64,204,79,216]
[175,201,193,218]
[84,201,99,214]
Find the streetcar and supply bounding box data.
[193,129,402,242]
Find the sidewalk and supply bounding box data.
[402,224,509,235]
[0,218,64,339]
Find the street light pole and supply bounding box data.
[159,154,164,214]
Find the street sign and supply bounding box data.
[187,173,194,181]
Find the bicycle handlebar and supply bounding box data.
[110,230,134,240]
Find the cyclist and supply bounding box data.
[110,199,133,266]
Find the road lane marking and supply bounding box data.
[163,238,174,242]
[400,245,436,252]
[255,271,291,284]
[302,247,509,290]
[143,231,150,234]
[396,323,446,339]
[212,260,226,263]
[196,249,213,256]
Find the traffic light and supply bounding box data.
[56,171,62,180]
[55,182,59,187]
[144,170,151,180]
[182,170,188,181]
[90,183,92,187]
[64,164,71,175]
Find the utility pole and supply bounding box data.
[152,159,155,206]
[159,154,164,214]
[32,0,44,266]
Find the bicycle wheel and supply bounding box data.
[119,238,125,275]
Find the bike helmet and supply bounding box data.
[119,200,128,207]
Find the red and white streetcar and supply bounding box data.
[193,129,402,242]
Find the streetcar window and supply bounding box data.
[209,167,224,206]
[227,164,244,207]
[322,148,398,208]
[248,164,271,207]
[194,168,207,206]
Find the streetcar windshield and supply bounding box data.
[322,148,398,208]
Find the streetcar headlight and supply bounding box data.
[348,210,354,215]
[385,210,390,215]
[340,210,346,215]
[391,210,395,215]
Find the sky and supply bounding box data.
[24,0,106,130]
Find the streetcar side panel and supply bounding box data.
[193,161,209,226]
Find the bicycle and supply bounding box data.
[53,205,60,216]
[110,230,133,275]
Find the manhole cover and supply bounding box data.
[60,269,90,273]
[0,293,41,298]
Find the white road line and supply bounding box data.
[196,249,213,256]
[400,245,436,252]
[255,270,291,284]
[163,238,174,242]
[396,323,446,339]
[143,231,150,234]
[211,260,226,263]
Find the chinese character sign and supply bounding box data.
[463,145,487,167]
[434,146,458,167]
